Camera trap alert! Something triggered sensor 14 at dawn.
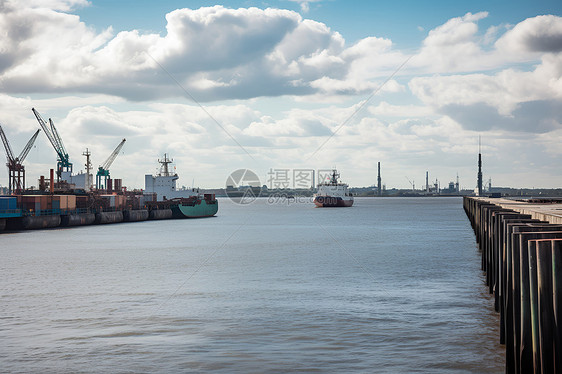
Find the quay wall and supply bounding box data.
[61,213,96,227]
[95,211,124,225]
[123,209,149,222]
[464,196,562,373]
[21,215,61,230]
[149,209,173,220]
[1,207,192,232]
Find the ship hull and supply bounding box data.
[171,198,218,218]
[313,196,354,208]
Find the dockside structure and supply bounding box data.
[0,193,217,232]
[464,196,562,373]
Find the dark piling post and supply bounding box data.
[520,236,533,373]
[463,197,562,373]
[537,240,555,373]
[493,213,532,310]
[529,240,541,374]
[552,239,562,373]
[511,231,562,372]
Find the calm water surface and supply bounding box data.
[1,197,504,373]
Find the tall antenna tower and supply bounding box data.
[83,148,92,191]
[477,136,483,196]
[377,162,382,197]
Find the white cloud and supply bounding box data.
[0,5,560,105]
[1,7,562,188]
[409,53,562,132]
[408,14,562,136]
[369,102,433,117]
[496,15,562,54]
[288,0,324,13]
[6,0,90,12]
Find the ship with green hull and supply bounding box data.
[170,196,218,218]
[144,154,218,218]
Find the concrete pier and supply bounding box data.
[123,209,149,222]
[60,213,96,227]
[94,211,124,224]
[148,209,173,220]
[464,197,562,373]
[21,215,61,230]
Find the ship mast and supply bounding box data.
[330,169,340,185]
[83,148,92,191]
[158,153,173,176]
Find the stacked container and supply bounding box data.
[52,195,76,210]
[76,195,89,209]
[16,195,78,212]
[19,195,44,212]
[100,194,125,209]
[0,197,17,211]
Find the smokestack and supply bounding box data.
[49,168,54,194]
[312,171,315,189]
[456,173,460,193]
[377,162,382,197]
[478,137,483,196]
[426,171,429,193]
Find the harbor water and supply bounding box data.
[0,197,504,373]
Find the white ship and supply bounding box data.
[143,154,198,201]
[313,169,354,207]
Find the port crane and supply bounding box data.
[0,124,41,194]
[31,108,72,181]
[96,138,126,190]
[405,176,415,191]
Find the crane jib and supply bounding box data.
[0,124,16,162]
[31,108,72,175]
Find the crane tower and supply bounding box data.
[0,124,41,194]
[96,138,126,190]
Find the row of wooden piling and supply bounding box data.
[463,196,562,373]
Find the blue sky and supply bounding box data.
[0,0,561,190]
[77,0,560,45]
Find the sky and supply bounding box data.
[0,0,561,190]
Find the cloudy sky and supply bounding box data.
[0,0,561,190]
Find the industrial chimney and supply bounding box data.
[377,162,382,197]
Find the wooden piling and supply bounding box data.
[511,231,562,372]
[529,240,541,374]
[536,240,555,373]
[463,197,562,373]
[552,239,562,373]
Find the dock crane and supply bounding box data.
[96,138,126,190]
[31,108,72,181]
[405,176,415,191]
[0,124,41,194]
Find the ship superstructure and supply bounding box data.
[144,154,197,201]
[144,154,217,218]
[313,169,354,207]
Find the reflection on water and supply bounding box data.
[0,197,504,372]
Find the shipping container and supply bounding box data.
[100,195,116,207]
[21,195,41,211]
[67,195,76,210]
[76,195,88,209]
[0,197,17,210]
